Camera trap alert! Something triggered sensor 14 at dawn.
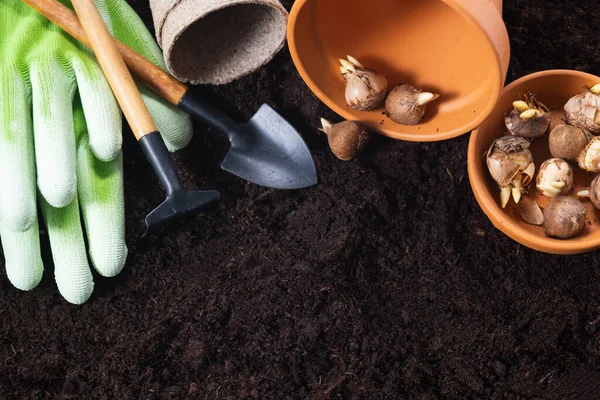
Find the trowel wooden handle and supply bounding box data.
[23,0,189,105]
[71,0,157,139]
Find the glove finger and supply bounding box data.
[40,194,94,305]
[102,0,194,151]
[73,58,122,162]
[74,106,127,277]
[139,84,193,151]
[92,0,115,34]
[30,62,77,208]
[0,218,43,291]
[103,0,165,67]
[0,70,37,232]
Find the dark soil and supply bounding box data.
[2,0,600,398]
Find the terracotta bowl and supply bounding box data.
[287,0,509,142]
[468,70,600,255]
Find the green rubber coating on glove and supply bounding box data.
[41,194,94,305]
[0,219,43,291]
[74,105,127,278]
[0,0,193,304]
[0,0,121,212]
[103,0,194,151]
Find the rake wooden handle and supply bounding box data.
[71,0,158,139]
[22,0,188,111]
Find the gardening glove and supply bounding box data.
[0,0,193,304]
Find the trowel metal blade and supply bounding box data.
[221,104,318,190]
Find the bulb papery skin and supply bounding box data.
[343,69,388,111]
[517,195,544,226]
[564,89,600,134]
[589,175,600,210]
[504,108,551,139]
[321,119,371,161]
[543,196,587,239]
[486,137,534,187]
[578,136,600,172]
[536,158,573,197]
[549,124,590,161]
[385,84,438,125]
[503,94,551,139]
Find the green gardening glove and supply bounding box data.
[0,0,193,304]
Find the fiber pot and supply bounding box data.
[150,0,288,85]
[287,0,509,142]
[468,70,600,255]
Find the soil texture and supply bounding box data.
[2,0,600,398]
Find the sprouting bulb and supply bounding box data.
[385,84,439,125]
[320,118,371,161]
[339,56,388,111]
[578,136,600,172]
[486,136,535,208]
[564,84,600,134]
[504,94,551,139]
[536,158,573,197]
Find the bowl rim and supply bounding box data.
[468,69,600,255]
[287,0,505,142]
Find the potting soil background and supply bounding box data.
[1,0,600,398]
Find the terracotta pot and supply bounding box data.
[468,70,600,255]
[287,0,509,142]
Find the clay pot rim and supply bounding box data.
[468,69,600,255]
[287,0,505,142]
